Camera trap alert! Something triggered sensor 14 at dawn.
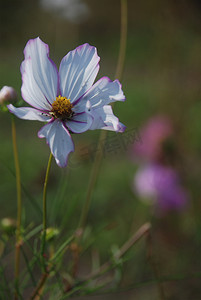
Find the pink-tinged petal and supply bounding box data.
[7,104,52,122]
[21,37,59,110]
[75,77,125,113]
[89,105,126,132]
[65,112,93,133]
[59,43,100,103]
[38,120,74,167]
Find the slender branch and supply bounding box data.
[11,116,22,300]
[146,231,166,300]
[30,271,49,300]
[116,222,151,259]
[78,0,128,230]
[63,223,151,298]
[84,222,151,281]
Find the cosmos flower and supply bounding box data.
[134,164,188,215]
[8,37,125,167]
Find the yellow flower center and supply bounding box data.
[51,95,73,120]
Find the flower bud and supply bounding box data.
[0,86,17,105]
[45,227,59,242]
[1,218,16,236]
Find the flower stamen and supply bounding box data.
[51,95,73,120]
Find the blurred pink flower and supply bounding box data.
[134,164,188,215]
[132,116,173,162]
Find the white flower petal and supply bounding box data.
[7,104,52,121]
[89,105,126,132]
[21,37,59,110]
[65,112,93,133]
[59,43,100,103]
[38,120,74,167]
[75,77,125,113]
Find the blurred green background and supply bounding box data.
[0,0,201,299]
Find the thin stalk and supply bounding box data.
[62,223,151,298]
[11,116,22,300]
[30,272,49,300]
[78,0,128,230]
[146,232,166,300]
[41,152,53,265]
[31,234,74,299]
[114,0,128,81]
[84,223,151,281]
[78,131,107,229]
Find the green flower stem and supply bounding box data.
[11,116,22,300]
[114,0,127,81]
[78,0,127,230]
[41,152,53,264]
